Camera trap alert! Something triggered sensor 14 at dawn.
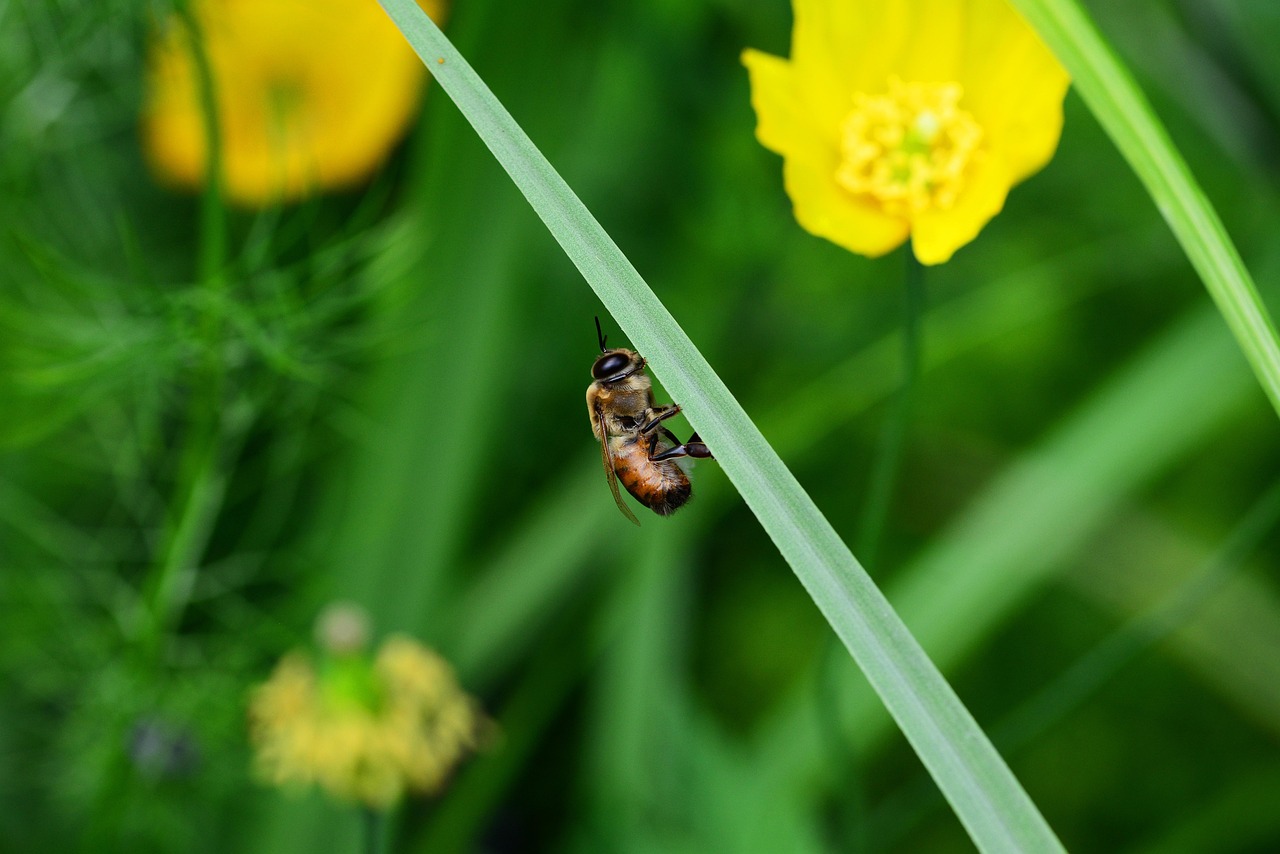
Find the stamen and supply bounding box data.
[836,78,984,217]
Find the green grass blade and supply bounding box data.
[1008,0,1280,418]
[376,1,1062,849]
[444,230,1155,701]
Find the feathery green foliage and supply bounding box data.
[5,1,1280,851]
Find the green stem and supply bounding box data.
[141,5,230,651]
[178,2,228,287]
[146,433,229,639]
[819,246,925,849]
[856,247,925,569]
[362,809,383,854]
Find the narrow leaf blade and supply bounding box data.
[1008,0,1280,417]
[376,2,1063,849]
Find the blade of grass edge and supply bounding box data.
[1008,0,1280,419]
[375,2,1062,850]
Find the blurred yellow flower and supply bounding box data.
[142,0,445,206]
[249,622,485,809]
[743,0,1070,265]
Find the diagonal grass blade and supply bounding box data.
[1009,0,1280,419]
[375,1,1064,849]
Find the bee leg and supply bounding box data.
[686,435,716,460]
[638,405,681,435]
[645,424,683,454]
[684,433,713,459]
[638,406,715,462]
[657,425,682,446]
[650,432,713,462]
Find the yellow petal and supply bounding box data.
[790,0,975,102]
[141,0,446,205]
[910,155,1011,264]
[959,0,1071,182]
[744,41,906,257]
[785,152,910,259]
[789,0,894,122]
[895,0,964,84]
[741,49,830,157]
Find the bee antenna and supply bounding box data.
[594,316,608,351]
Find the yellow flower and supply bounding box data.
[742,0,1070,265]
[141,0,445,206]
[248,626,485,809]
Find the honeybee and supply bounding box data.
[587,317,712,524]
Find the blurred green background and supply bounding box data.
[4,0,1280,851]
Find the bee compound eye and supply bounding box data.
[592,352,632,380]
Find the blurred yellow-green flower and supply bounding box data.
[141,0,445,206]
[743,0,1070,265]
[249,605,485,810]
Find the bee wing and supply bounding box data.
[595,404,640,526]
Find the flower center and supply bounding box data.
[836,78,984,217]
[320,654,385,715]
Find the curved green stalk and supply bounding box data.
[375,2,1062,850]
[143,6,231,650]
[1009,0,1280,418]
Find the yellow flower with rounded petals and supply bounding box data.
[248,623,486,810]
[743,0,1070,265]
[142,0,446,206]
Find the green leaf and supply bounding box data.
[1008,0,1280,419]
[376,1,1063,849]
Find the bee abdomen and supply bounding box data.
[643,475,692,516]
[614,452,692,516]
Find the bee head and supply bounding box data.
[592,349,642,383]
[592,317,644,382]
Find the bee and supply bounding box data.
[586,317,712,524]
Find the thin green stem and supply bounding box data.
[141,6,230,652]
[362,808,383,854]
[818,247,925,849]
[857,247,925,569]
[178,2,228,288]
